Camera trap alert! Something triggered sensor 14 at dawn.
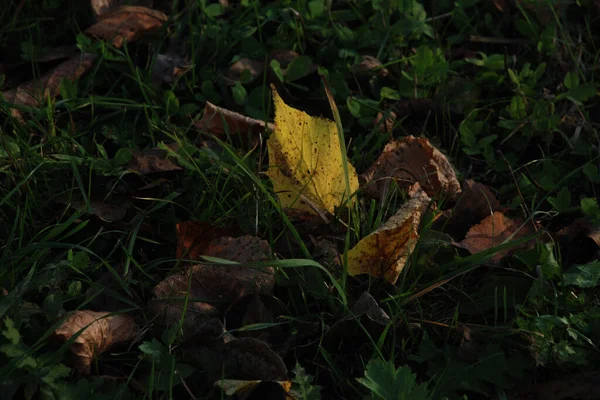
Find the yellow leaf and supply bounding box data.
[346,186,432,284]
[266,86,359,215]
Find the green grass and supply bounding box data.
[1,0,600,399]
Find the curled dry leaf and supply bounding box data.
[374,110,397,134]
[53,310,139,374]
[150,236,274,336]
[2,53,96,118]
[127,142,182,174]
[267,85,359,215]
[456,211,538,263]
[85,6,167,48]
[196,101,275,138]
[352,55,389,78]
[346,185,432,284]
[361,135,461,201]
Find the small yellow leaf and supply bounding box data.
[347,186,432,284]
[266,86,359,215]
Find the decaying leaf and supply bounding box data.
[267,85,359,215]
[91,0,154,17]
[457,212,538,263]
[374,110,397,134]
[85,6,167,48]
[150,236,274,336]
[196,101,275,138]
[151,52,188,86]
[2,53,96,117]
[346,185,432,284]
[53,310,139,374]
[444,179,504,236]
[351,291,391,325]
[214,379,292,400]
[361,135,461,200]
[225,58,266,85]
[352,55,389,78]
[127,142,182,174]
[176,220,235,260]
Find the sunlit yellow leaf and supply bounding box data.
[346,186,432,284]
[266,86,359,215]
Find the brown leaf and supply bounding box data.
[456,212,537,263]
[214,379,292,399]
[445,179,505,236]
[196,101,275,138]
[491,0,509,12]
[176,220,235,260]
[374,110,397,134]
[352,55,389,78]
[225,58,265,85]
[57,196,130,222]
[85,6,167,48]
[150,236,274,337]
[361,135,461,201]
[53,310,139,374]
[224,293,287,345]
[346,185,433,284]
[2,53,96,117]
[220,337,288,381]
[151,53,188,86]
[351,291,391,325]
[127,142,182,174]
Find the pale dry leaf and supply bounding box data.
[196,101,275,138]
[457,211,537,263]
[2,53,97,118]
[127,142,182,174]
[361,135,461,201]
[53,310,139,374]
[85,6,167,48]
[267,85,359,215]
[346,185,432,284]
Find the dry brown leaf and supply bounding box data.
[220,337,288,381]
[361,135,461,201]
[53,310,139,374]
[176,220,235,260]
[85,6,167,48]
[2,53,96,118]
[457,212,537,263]
[225,58,265,85]
[151,53,188,86]
[445,179,505,236]
[150,236,274,337]
[346,185,432,284]
[196,101,275,139]
[127,142,182,174]
[352,55,389,78]
[374,110,397,134]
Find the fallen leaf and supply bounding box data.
[225,58,265,85]
[444,179,504,237]
[456,212,537,263]
[351,291,391,325]
[267,85,359,215]
[53,310,139,374]
[374,110,397,134]
[127,142,182,174]
[352,55,389,78]
[361,135,461,201]
[57,196,130,222]
[219,337,288,381]
[85,6,168,48]
[214,379,292,400]
[151,52,188,86]
[224,293,287,345]
[346,185,432,284]
[2,53,96,118]
[196,101,275,139]
[150,236,274,337]
[176,220,235,260]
